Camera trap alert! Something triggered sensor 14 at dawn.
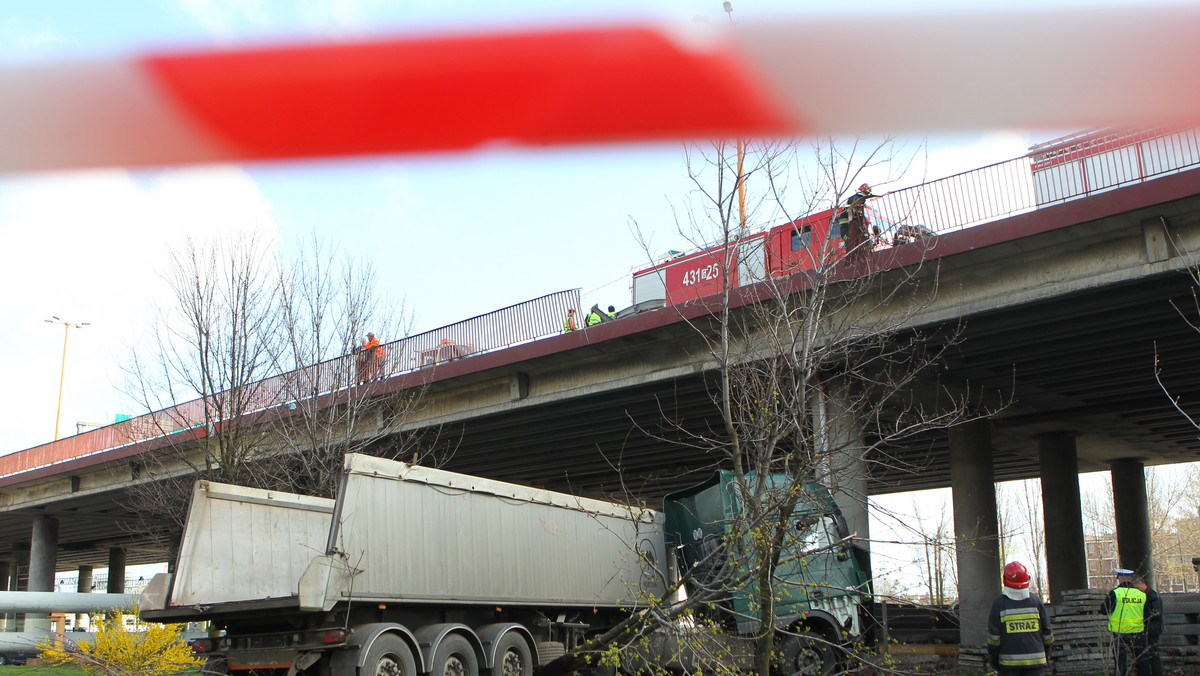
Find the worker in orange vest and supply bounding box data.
[361,333,384,381]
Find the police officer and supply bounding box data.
[987,561,1054,675]
[1100,568,1151,676]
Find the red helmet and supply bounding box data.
[1003,561,1031,589]
[858,183,872,195]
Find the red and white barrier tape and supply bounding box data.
[0,6,1196,172]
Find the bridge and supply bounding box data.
[3,128,1200,648]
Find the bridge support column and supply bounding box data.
[76,565,94,629]
[0,561,8,631]
[1038,433,1088,603]
[106,548,126,594]
[1111,459,1155,585]
[27,516,59,633]
[821,382,871,579]
[8,543,27,632]
[949,420,1001,651]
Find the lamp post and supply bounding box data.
[45,316,90,440]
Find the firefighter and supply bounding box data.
[986,561,1054,676]
[835,183,875,255]
[1101,568,1151,676]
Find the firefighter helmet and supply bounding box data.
[858,183,872,195]
[1003,561,1031,589]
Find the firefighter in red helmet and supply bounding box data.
[986,561,1054,675]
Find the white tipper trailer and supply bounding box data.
[140,453,666,676]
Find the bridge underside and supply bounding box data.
[4,173,1200,571]
[396,270,1200,498]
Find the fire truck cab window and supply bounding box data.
[791,226,813,251]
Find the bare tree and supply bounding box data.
[120,232,431,553]
[546,136,990,676]
[995,480,1047,597]
[911,494,956,605]
[122,231,283,540]
[258,237,428,497]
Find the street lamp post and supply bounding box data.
[45,316,90,440]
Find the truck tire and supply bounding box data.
[432,634,478,676]
[774,631,836,676]
[365,634,418,676]
[490,633,531,676]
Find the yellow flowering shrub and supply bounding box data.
[38,605,202,676]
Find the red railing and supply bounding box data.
[0,289,580,480]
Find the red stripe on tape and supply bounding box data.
[144,26,796,161]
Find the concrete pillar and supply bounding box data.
[76,565,94,629]
[1111,459,1155,586]
[820,381,872,579]
[0,560,8,631]
[9,543,27,632]
[106,548,127,594]
[949,420,1001,649]
[27,516,60,633]
[1038,433,1088,603]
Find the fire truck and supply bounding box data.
[629,204,916,309]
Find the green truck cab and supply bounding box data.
[663,470,871,674]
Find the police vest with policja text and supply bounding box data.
[1108,586,1147,633]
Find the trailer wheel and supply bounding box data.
[774,631,836,676]
[491,633,531,676]
[365,634,418,676]
[432,635,478,676]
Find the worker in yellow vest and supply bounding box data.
[1100,568,1151,676]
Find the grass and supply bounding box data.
[0,666,201,676]
[0,666,90,676]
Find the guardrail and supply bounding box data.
[873,127,1200,235]
[0,289,580,480]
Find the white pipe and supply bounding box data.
[0,631,94,652]
[0,592,138,613]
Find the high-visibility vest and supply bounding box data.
[585,311,602,326]
[1108,587,1147,633]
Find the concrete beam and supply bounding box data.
[950,420,1001,649]
[1111,459,1155,585]
[1038,433,1088,603]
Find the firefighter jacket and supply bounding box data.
[986,593,1054,668]
[1101,586,1147,633]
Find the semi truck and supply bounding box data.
[140,453,869,676]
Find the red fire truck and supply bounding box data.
[630,205,905,308]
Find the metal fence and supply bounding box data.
[0,289,580,480]
[872,127,1200,236]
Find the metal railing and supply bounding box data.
[0,289,580,480]
[872,127,1200,236]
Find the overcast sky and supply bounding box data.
[1,0,1191,588]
